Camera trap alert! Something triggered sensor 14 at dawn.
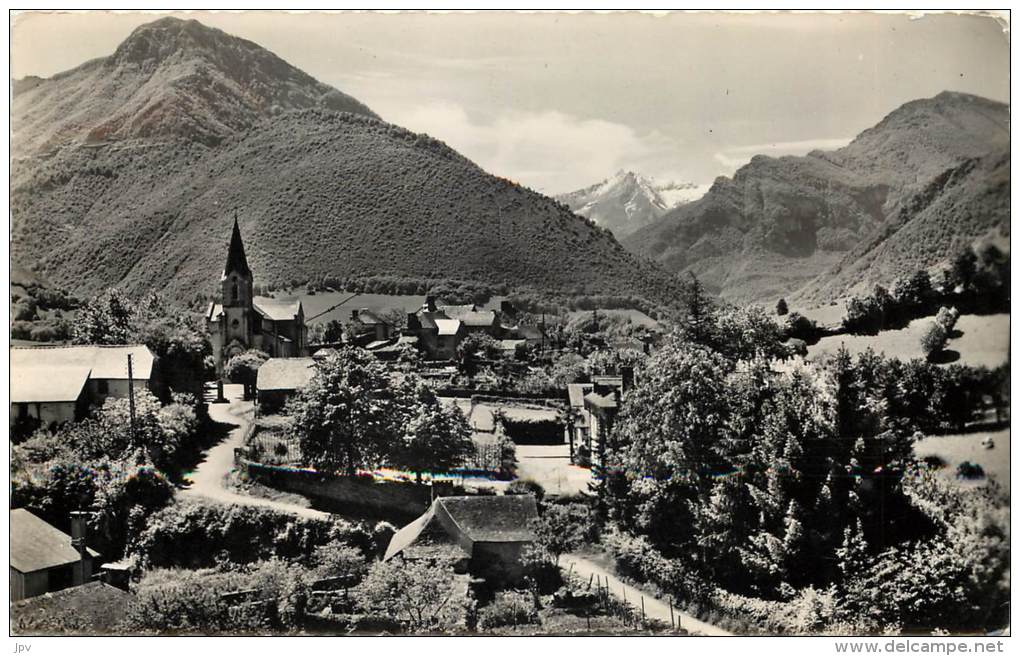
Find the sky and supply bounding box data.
[11,10,1010,195]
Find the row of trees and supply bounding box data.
[843,243,1009,335]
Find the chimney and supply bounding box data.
[351,309,360,321]
[621,366,634,392]
[70,511,89,585]
[424,295,437,312]
[500,300,517,319]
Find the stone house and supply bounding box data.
[384,494,539,584]
[10,345,157,430]
[255,357,317,414]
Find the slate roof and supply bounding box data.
[11,345,155,382]
[460,311,497,327]
[384,494,538,561]
[256,357,317,392]
[438,495,538,543]
[11,365,91,404]
[253,297,302,321]
[435,319,463,336]
[10,581,131,635]
[206,302,224,322]
[11,509,99,574]
[354,309,388,325]
[223,216,252,278]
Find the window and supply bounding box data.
[97,379,109,394]
[232,281,239,303]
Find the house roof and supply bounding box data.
[385,494,538,561]
[460,311,497,327]
[383,503,469,562]
[499,339,526,351]
[254,297,302,322]
[223,216,252,278]
[11,345,155,384]
[592,375,624,388]
[10,581,131,635]
[206,302,224,322]
[256,357,317,392]
[567,383,594,409]
[11,365,91,404]
[438,495,538,543]
[354,309,388,325]
[584,390,619,410]
[11,509,99,574]
[435,319,462,336]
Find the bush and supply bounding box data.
[129,500,372,568]
[506,478,545,503]
[955,461,985,480]
[784,313,817,341]
[478,590,539,629]
[920,321,949,360]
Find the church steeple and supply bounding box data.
[223,214,252,279]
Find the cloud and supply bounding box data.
[713,137,854,173]
[377,100,688,194]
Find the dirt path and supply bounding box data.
[180,383,329,520]
[559,553,733,636]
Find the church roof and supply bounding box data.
[254,297,302,321]
[223,216,252,279]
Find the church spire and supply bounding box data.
[224,213,252,279]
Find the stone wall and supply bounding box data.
[236,456,431,522]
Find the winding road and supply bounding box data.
[559,553,733,636]
[180,383,329,519]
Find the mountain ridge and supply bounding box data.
[623,91,1010,303]
[11,18,684,309]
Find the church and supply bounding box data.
[206,218,308,375]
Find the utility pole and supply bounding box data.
[127,354,137,444]
[70,511,89,585]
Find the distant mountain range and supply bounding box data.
[555,171,710,238]
[623,91,1010,304]
[11,17,683,307]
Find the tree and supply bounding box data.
[72,288,136,345]
[356,558,462,633]
[288,347,400,476]
[224,350,270,400]
[920,321,948,360]
[457,332,501,370]
[776,298,789,316]
[681,272,714,344]
[391,400,474,484]
[530,503,591,563]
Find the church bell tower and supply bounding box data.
[221,215,255,354]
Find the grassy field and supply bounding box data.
[808,313,1009,369]
[913,428,1010,491]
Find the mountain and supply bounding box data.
[555,171,709,238]
[623,91,1010,304]
[11,18,682,308]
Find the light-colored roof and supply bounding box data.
[435,319,462,336]
[584,391,619,410]
[11,509,99,574]
[11,345,155,381]
[567,383,594,409]
[499,339,526,351]
[354,310,388,325]
[206,302,223,322]
[11,365,91,404]
[256,357,317,392]
[460,311,497,327]
[438,495,538,543]
[253,296,302,321]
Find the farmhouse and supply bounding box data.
[207,218,309,374]
[348,309,396,344]
[255,357,317,413]
[384,494,539,583]
[567,369,634,466]
[10,509,99,602]
[10,344,157,429]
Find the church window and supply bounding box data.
[232,281,239,303]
